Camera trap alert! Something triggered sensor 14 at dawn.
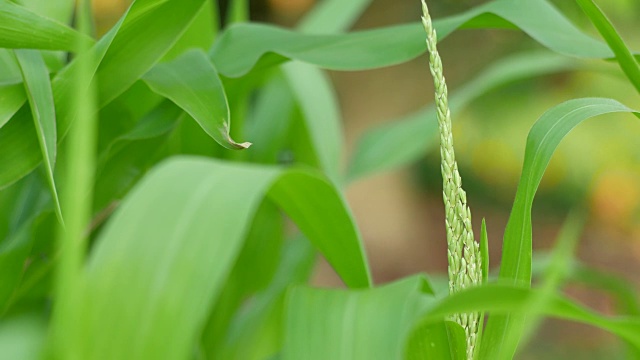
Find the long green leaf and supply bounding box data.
[14,49,62,224]
[282,62,343,180]
[284,275,432,360]
[0,0,92,51]
[143,49,250,150]
[0,0,207,189]
[347,52,577,182]
[481,98,640,359]
[576,0,640,94]
[210,0,620,78]
[72,157,370,359]
[415,284,640,349]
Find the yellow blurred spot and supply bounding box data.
[590,170,640,229]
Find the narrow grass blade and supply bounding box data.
[576,0,640,94]
[143,49,250,149]
[283,62,342,180]
[14,49,62,224]
[72,157,370,359]
[347,52,576,182]
[0,1,92,51]
[284,276,433,360]
[481,98,640,359]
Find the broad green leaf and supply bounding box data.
[284,275,433,360]
[406,321,466,360]
[73,157,370,359]
[282,62,343,180]
[0,0,207,188]
[0,1,92,51]
[347,52,577,182]
[415,284,640,350]
[481,98,640,360]
[0,84,26,129]
[143,49,250,149]
[19,0,75,24]
[0,313,47,360]
[200,199,284,357]
[162,0,217,61]
[0,50,22,85]
[216,237,316,360]
[210,0,621,78]
[14,49,62,224]
[576,0,640,94]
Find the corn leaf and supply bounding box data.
[210,0,622,78]
[284,275,433,360]
[0,84,25,129]
[415,284,640,350]
[576,0,640,94]
[71,157,370,359]
[282,62,343,180]
[143,49,249,150]
[0,0,92,51]
[480,98,640,359]
[0,0,207,188]
[14,49,62,224]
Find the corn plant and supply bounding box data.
[0,0,639,359]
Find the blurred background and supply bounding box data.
[94,0,640,358]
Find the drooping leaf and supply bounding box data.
[210,0,621,78]
[72,157,370,359]
[414,284,640,351]
[14,49,62,224]
[347,52,577,182]
[284,275,433,360]
[576,0,640,94]
[143,49,250,150]
[481,98,640,360]
[0,0,207,188]
[0,0,92,51]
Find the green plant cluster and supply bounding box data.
[0,0,639,359]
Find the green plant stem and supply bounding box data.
[421,1,482,358]
[50,0,97,358]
